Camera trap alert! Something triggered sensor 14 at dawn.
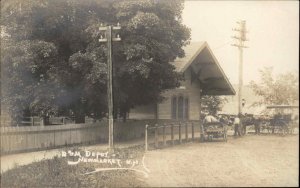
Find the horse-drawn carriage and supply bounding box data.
[260,105,299,135]
[232,105,298,135]
[203,122,227,142]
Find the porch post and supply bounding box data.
[179,122,182,144]
[199,89,204,142]
[163,123,166,146]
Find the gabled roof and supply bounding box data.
[170,42,235,95]
[171,42,207,72]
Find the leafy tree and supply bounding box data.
[1,0,190,124]
[201,95,228,116]
[1,36,64,125]
[249,67,299,106]
[1,0,110,123]
[83,0,190,120]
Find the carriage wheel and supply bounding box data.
[280,122,289,135]
[289,125,294,134]
[284,124,290,135]
[209,135,213,141]
[281,127,287,135]
[267,126,273,134]
[274,126,279,134]
[261,125,266,133]
[286,123,294,134]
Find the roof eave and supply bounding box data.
[204,44,236,95]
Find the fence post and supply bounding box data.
[192,122,194,141]
[40,117,44,126]
[25,131,28,152]
[53,129,56,147]
[154,124,159,148]
[200,121,205,142]
[179,122,182,144]
[185,122,188,142]
[145,124,148,152]
[31,117,34,126]
[171,123,174,145]
[163,123,166,147]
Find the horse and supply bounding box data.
[239,114,262,135]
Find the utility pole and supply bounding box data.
[232,20,248,115]
[99,23,121,151]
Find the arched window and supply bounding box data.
[171,96,177,119]
[178,96,184,119]
[171,96,190,120]
[184,98,189,120]
[171,95,189,120]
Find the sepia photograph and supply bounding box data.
[0,0,299,187]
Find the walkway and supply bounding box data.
[1,139,145,173]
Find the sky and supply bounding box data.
[182,0,299,85]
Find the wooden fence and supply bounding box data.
[21,117,42,126]
[144,122,204,151]
[1,119,205,154]
[0,120,153,154]
[20,116,74,126]
[0,123,107,154]
[1,116,92,127]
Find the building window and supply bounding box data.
[171,96,177,119]
[184,98,189,120]
[171,95,189,120]
[178,96,184,119]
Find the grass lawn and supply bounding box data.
[1,145,148,188]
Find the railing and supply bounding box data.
[19,117,73,126]
[21,117,41,126]
[145,122,204,151]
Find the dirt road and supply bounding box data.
[143,135,299,187]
